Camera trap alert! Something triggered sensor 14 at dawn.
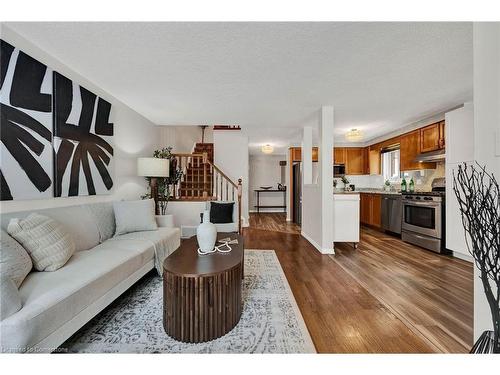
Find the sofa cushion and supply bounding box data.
[110,227,181,275]
[113,199,158,236]
[210,201,235,224]
[84,202,116,242]
[7,214,75,272]
[0,239,155,352]
[0,275,22,321]
[1,229,32,287]
[1,205,100,252]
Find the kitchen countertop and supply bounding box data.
[334,188,401,195]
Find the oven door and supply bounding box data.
[402,200,441,238]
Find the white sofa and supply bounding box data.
[0,202,180,353]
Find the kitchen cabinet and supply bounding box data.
[400,130,436,171]
[359,193,382,228]
[368,144,381,175]
[334,147,346,164]
[420,121,445,153]
[345,147,365,175]
[363,147,370,174]
[290,147,318,162]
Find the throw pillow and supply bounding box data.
[113,199,158,236]
[7,213,76,272]
[0,229,32,287]
[0,275,22,320]
[210,202,234,224]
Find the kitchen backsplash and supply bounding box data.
[334,161,445,191]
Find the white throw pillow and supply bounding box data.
[0,229,32,287]
[0,275,22,320]
[113,199,158,236]
[7,213,75,272]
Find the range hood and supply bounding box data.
[413,149,446,163]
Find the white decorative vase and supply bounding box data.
[197,214,217,253]
[156,214,174,228]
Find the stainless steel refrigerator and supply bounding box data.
[292,162,302,225]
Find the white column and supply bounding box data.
[320,106,334,253]
[302,126,313,185]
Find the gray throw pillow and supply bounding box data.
[113,199,158,236]
[7,213,75,272]
[0,274,22,320]
[0,229,32,287]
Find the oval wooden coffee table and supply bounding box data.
[163,233,244,343]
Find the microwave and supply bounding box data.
[334,164,346,177]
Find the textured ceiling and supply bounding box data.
[4,22,473,153]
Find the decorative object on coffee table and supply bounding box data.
[196,213,217,254]
[453,163,500,354]
[163,233,244,343]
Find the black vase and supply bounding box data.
[470,331,497,354]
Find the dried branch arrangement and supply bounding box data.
[453,163,500,353]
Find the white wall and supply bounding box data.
[473,22,500,340]
[248,154,286,212]
[213,131,249,226]
[159,126,213,153]
[0,26,161,214]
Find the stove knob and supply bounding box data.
[405,196,412,199]
[424,197,433,201]
[415,196,421,200]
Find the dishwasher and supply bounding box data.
[381,194,402,234]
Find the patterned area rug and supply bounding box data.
[62,250,316,353]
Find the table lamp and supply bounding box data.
[137,157,169,215]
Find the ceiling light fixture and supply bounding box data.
[261,144,274,154]
[345,128,363,142]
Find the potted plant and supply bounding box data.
[453,163,500,353]
[142,147,183,227]
[341,176,350,191]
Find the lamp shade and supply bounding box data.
[137,157,169,177]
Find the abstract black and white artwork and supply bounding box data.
[0,39,53,200]
[53,72,114,197]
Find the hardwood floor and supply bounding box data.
[244,213,474,353]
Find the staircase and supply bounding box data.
[178,143,214,199]
[169,142,243,232]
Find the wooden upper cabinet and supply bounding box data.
[345,147,364,175]
[290,147,318,162]
[368,144,382,175]
[312,147,318,162]
[420,122,441,153]
[438,121,445,149]
[334,147,346,164]
[400,130,436,171]
[363,147,370,174]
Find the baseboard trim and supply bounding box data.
[451,251,473,263]
[301,231,335,255]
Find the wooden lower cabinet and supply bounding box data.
[359,193,382,228]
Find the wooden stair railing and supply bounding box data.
[169,149,243,233]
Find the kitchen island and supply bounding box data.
[333,192,360,249]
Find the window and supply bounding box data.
[382,149,400,181]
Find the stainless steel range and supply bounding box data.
[401,177,446,253]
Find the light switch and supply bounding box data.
[496,130,500,157]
